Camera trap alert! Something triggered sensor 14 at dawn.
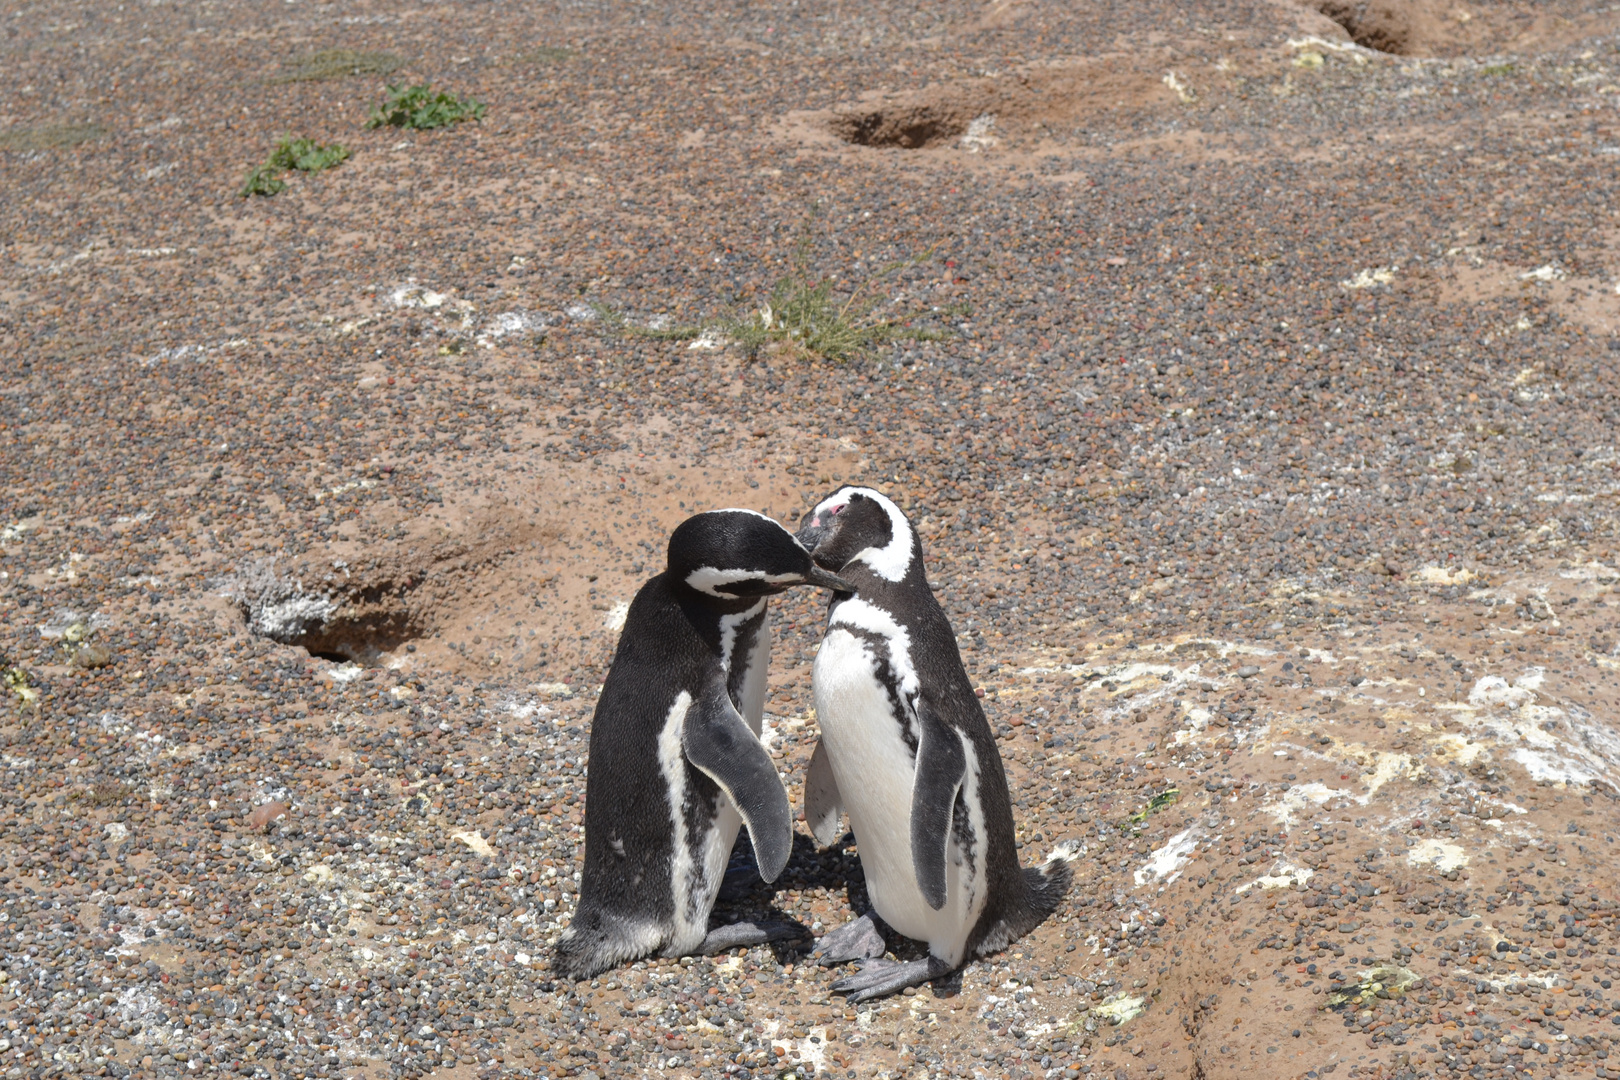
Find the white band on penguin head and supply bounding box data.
[830,486,913,583]
[684,566,808,597]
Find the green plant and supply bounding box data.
[595,235,956,362]
[271,137,351,172]
[239,163,286,198]
[272,48,403,83]
[239,136,351,197]
[366,83,486,130]
[1481,62,1516,77]
[1125,788,1179,829]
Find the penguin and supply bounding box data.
[794,486,1072,1002]
[553,509,852,981]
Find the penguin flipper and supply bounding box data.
[910,701,967,911]
[804,737,845,848]
[683,682,793,883]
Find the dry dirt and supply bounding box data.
[4,0,1620,1079]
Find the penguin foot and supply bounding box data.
[812,913,888,967]
[696,920,801,956]
[831,955,955,1003]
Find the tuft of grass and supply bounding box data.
[594,237,958,362]
[1481,62,1517,77]
[516,45,574,64]
[0,122,106,151]
[272,48,404,83]
[366,83,486,130]
[239,136,351,198]
[728,256,953,361]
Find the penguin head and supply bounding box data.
[668,509,853,600]
[794,486,917,583]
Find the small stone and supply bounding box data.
[248,801,290,830]
[1237,665,1261,678]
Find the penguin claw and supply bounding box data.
[695,920,802,956]
[811,913,887,967]
[830,956,954,1002]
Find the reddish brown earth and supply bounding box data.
[4,1,1620,1079]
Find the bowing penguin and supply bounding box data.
[553,510,851,980]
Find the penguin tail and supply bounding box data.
[552,906,664,981]
[972,855,1075,958]
[1022,854,1074,921]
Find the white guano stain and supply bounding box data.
[1407,839,1469,872]
[1235,862,1314,894]
[1134,826,1200,887]
[1341,266,1397,289]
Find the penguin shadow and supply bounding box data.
[708,832,818,963]
[715,832,963,997]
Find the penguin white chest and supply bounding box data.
[812,627,982,964]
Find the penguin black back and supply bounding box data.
[555,509,850,980]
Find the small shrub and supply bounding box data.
[273,48,403,83]
[270,137,351,173]
[366,83,486,130]
[239,136,350,198]
[1481,62,1516,77]
[239,163,287,198]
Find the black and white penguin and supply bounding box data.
[794,486,1072,1001]
[553,509,852,981]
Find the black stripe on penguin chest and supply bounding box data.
[676,773,724,851]
[723,610,767,706]
[838,624,919,756]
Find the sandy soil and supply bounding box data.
[4,0,1620,1078]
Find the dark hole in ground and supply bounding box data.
[231,561,428,666]
[1314,1,1414,54]
[290,608,425,666]
[828,104,969,149]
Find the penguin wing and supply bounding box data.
[803,737,845,848]
[911,700,968,911]
[682,680,793,884]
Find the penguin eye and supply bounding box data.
[829,504,845,516]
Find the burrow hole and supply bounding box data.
[290,609,426,666]
[232,565,429,666]
[828,104,969,149]
[1314,1,1414,55]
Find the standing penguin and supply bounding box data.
[553,510,852,980]
[795,486,1071,1001]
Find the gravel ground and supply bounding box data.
[4,0,1620,1078]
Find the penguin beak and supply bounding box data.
[794,519,831,556]
[803,565,854,592]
